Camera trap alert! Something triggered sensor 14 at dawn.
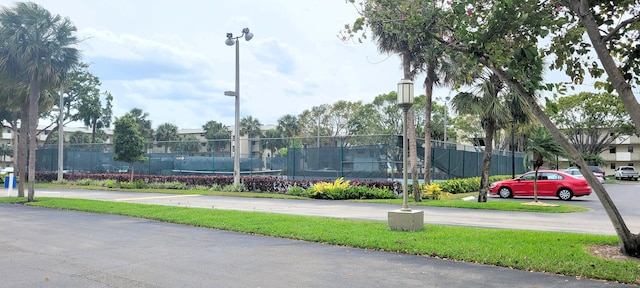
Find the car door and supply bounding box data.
[511,172,536,196]
[537,172,561,196]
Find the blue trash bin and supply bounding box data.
[4,176,16,188]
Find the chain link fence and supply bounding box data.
[35,134,527,181]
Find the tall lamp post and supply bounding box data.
[511,122,515,178]
[398,80,414,211]
[313,106,324,148]
[388,79,423,231]
[224,27,254,186]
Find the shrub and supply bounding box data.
[75,178,94,186]
[287,185,307,197]
[104,179,118,188]
[222,183,246,192]
[424,184,442,200]
[120,180,147,189]
[209,183,223,191]
[148,181,187,190]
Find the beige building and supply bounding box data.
[557,135,640,176]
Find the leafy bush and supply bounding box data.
[287,185,307,197]
[437,175,514,194]
[424,184,443,200]
[222,183,246,192]
[209,183,223,191]
[104,179,118,188]
[52,179,69,185]
[148,181,187,190]
[120,180,147,189]
[75,178,94,186]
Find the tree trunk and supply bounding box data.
[423,64,435,189]
[129,162,134,182]
[27,79,40,202]
[485,63,640,257]
[478,122,495,202]
[408,108,420,200]
[17,102,28,198]
[533,168,539,203]
[91,119,97,144]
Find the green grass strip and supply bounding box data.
[2,197,637,284]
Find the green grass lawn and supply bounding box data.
[0,197,637,284]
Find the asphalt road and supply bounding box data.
[1,183,638,287]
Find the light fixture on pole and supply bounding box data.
[312,106,324,148]
[387,79,423,231]
[224,27,253,186]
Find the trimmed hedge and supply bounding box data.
[35,172,402,194]
[35,172,512,195]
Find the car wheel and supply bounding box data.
[615,176,620,180]
[498,187,512,198]
[557,188,573,201]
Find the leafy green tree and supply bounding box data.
[202,120,230,154]
[113,115,146,182]
[125,108,153,140]
[276,114,300,138]
[68,131,91,148]
[0,2,80,201]
[262,129,284,156]
[240,116,262,138]
[179,135,201,156]
[547,92,635,155]
[155,123,180,153]
[525,126,565,202]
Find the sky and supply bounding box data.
[0,0,445,130]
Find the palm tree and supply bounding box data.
[240,116,262,138]
[202,120,231,155]
[452,73,510,202]
[0,2,80,201]
[155,123,180,153]
[126,108,153,140]
[276,114,300,138]
[525,126,565,202]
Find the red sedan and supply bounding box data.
[489,170,592,201]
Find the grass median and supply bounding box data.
[1,197,637,284]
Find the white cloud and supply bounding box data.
[0,0,464,129]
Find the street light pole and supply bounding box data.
[225,28,253,186]
[511,123,515,179]
[387,79,423,232]
[313,106,324,148]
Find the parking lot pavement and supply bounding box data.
[1,204,635,288]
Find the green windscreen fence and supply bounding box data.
[35,135,527,181]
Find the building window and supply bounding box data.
[609,146,616,153]
[611,163,616,170]
[629,146,634,153]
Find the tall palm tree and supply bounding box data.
[240,116,262,138]
[525,125,565,202]
[0,2,80,201]
[155,123,180,153]
[276,114,300,138]
[452,73,510,202]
